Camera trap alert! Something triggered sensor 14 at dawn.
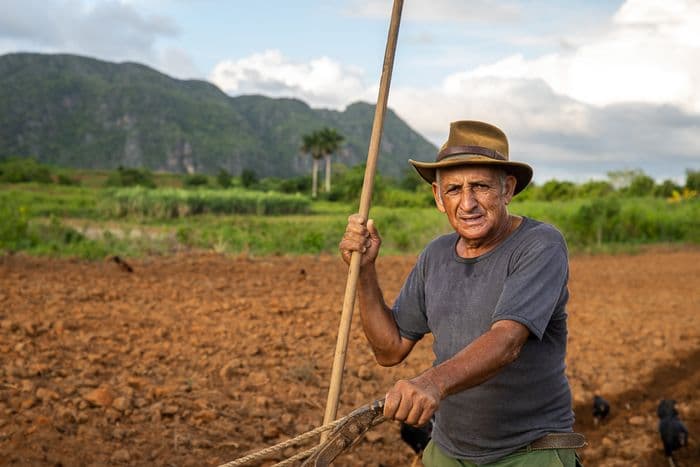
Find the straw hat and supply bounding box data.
[409,120,533,195]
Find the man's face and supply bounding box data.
[432,165,516,243]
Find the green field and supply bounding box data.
[1,161,699,259]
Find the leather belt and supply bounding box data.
[522,432,587,451]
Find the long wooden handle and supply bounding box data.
[322,0,404,434]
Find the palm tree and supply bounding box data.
[301,132,324,198]
[318,127,344,193]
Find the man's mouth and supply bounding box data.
[458,213,484,224]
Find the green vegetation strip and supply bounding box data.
[1,158,699,259]
[100,187,311,218]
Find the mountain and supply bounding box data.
[0,53,437,179]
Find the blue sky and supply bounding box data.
[1,0,699,183]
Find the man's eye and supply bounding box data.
[473,184,490,192]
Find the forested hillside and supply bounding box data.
[0,52,436,178]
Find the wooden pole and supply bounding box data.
[321,0,404,436]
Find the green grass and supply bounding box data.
[1,182,698,259]
[0,183,102,218]
[99,187,311,218]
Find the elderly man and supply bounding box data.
[340,121,584,466]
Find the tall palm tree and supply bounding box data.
[318,127,344,193]
[301,132,324,198]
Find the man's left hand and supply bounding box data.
[383,371,442,427]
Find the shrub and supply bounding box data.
[57,173,80,186]
[576,180,614,198]
[539,180,576,201]
[686,169,700,191]
[654,179,681,198]
[0,157,53,183]
[570,198,622,245]
[624,173,655,197]
[398,167,423,191]
[329,164,386,203]
[0,203,33,250]
[216,169,232,188]
[105,167,156,188]
[278,175,312,194]
[512,182,538,202]
[183,173,209,188]
[241,169,258,189]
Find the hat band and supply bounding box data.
[437,145,506,162]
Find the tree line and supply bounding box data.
[1,148,698,206]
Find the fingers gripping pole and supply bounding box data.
[322,0,404,436]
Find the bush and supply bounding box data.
[512,182,538,202]
[105,167,156,188]
[654,179,681,198]
[569,198,621,245]
[241,169,258,189]
[277,175,312,194]
[0,202,33,250]
[328,164,386,203]
[686,169,700,191]
[539,180,576,201]
[576,180,614,198]
[0,157,53,183]
[398,167,423,191]
[624,174,655,197]
[216,169,233,188]
[57,173,80,186]
[183,173,209,188]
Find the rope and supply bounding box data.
[217,414,351,467]
[272,446,319,467]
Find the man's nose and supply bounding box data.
[459,189,478,210]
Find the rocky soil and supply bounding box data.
[0,247,698,466]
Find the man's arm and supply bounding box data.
[339,214,416,366]
[384,319,530,427]
[356,262,416,366]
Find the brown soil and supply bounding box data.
[1,247,699,467]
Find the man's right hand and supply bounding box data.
[339,214,382,267]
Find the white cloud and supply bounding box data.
[157,46,201,80]
[209,50,371,109]
[0,0,179,65]
[381,0,700,182]
[451,0,700,112]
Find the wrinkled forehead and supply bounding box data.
[435,165,507,184]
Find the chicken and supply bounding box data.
[400,420,433,467]
[592,394,610,427]
[657,399,688,467]
[110,255,134,273]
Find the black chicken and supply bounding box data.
[657,399,688,467]
[110,255,134,273]
[400,420,433,466]
[592,395,610,426]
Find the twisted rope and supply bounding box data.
[217,414,351,467]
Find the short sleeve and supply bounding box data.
[492,239,569,340]
[391,253,430,341]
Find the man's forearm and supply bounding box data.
[422,321,529,398]
[357,264,406,365]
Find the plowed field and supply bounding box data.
[1,247,699,466]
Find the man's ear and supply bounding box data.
[432,182,446,213]
[503,175,517,205]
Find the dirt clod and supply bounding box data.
[0,248,698,466]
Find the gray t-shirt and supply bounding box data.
[392,217,574,465]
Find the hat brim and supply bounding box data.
[409,155,533,196]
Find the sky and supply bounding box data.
[1,0,699,184]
